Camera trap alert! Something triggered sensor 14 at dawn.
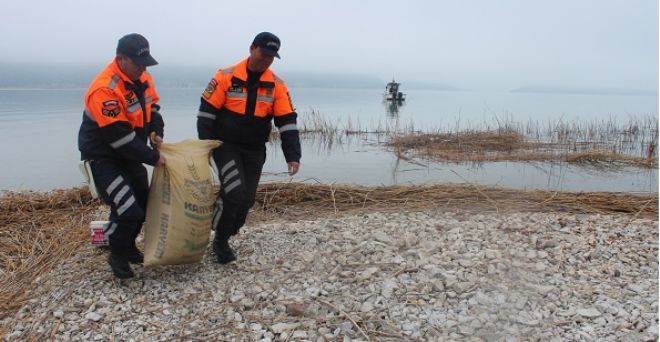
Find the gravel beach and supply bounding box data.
[2,209,658,341]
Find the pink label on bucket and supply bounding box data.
[91,228,108,246]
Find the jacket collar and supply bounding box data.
[233,58,275,83]
[109,58,150,86]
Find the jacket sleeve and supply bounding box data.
[272,83,301,163]
[197,99,221,140]
[274,111,301,163]
[146,75,164,138]
[197,73,226,140]
[150,103,165,138]
[87,88,160,165]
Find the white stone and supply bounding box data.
[230,293,245,302]
[357,267,379,281]
[360,301,374,312]
[517,317,540,326]
[381,278,397,298]
[271,323,300,334]
[372,231,391,243]
[577,308,602,318]
[84,312,102,322]
[627,284,645,294]
[6,210,656,341]
[305,287,321,297]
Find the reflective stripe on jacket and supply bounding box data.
[202,58,293,118]
[78,59,163,165]
[197,58,301,162]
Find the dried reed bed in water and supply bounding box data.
[0,188,98,322]
[390,130,658,169]
[0,184,656,326]
[281,110,658,168]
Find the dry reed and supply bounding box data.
[254,182,658,220]
[274,110,657,168]
[0,188,99,324]
[390,130,658,169]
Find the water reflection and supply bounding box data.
[384,99,405,118]
[263,133,659,193]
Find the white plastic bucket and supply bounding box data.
[89,221,110,246]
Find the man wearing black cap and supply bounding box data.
[78,33,166,278]
[197,32,301,264]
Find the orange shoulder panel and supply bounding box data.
[272,79,294,116]
[201,69,228,109]
[86,88,129,128]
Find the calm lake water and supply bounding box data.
[0,87,657,192]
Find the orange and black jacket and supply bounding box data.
[78,59,164,165]
[197,58,301,162]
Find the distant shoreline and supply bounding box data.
[510,86,657,97]
[1,86,657,96]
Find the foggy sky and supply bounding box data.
[1,0,657,91]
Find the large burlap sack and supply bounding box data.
[143,139,221,266]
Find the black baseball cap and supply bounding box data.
[252,32,281,59]
[116,33,158,67]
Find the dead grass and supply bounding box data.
[391,130,658,169]
[0,188,99,324]
[563,150,657,168]
[253,182,658,219]
[392,130,529,152]
[281,111,657,161]
[1,184,657,332]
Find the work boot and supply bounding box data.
[107,253,134,279]
[126,245,144,264]
[213,238,236,264]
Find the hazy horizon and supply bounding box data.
[0,62,657,96]
[1,0,657,93]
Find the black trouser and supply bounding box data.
[90,160,149,254]
[211,142,266,241]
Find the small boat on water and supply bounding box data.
[384,79,406,102]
